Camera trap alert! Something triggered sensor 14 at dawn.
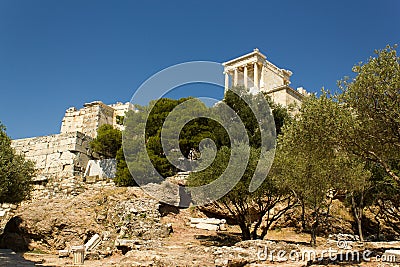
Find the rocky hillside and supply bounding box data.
[0,187,172,253]
[0,183,398,266]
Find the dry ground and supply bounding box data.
[21,210,400,267]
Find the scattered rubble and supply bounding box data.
[212,240,300,266]
[328,233,360,242]
[0,187,172,254]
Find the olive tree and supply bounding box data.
[0,122,35,203]
[338,45,400,183]
[277,93,369,246]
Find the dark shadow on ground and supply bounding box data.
[0,249,38,266]
[0,216,32,252]
[158,203,180,216]
[195,232,242,246]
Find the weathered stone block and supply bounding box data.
[194,223,219,231]
[190,218,225,225]
[46,153,61,168]
[58,249,69,258]
[35,155,47,169]
[84,234,101,251]
[85,176,98,184]
[0,210,6,217]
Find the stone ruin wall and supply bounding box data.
[267,87,304,110]
[9,101,135,203]
[60,101,134,137]
[262,65,286,92]
[4,132,106,234]
[109,102,134,131]
[11,131,94,179]
[11,100,134,185]
[60,101,115,139]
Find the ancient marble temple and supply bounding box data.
[223,48,309,109]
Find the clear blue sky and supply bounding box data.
[0,0,399,139]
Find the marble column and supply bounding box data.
[224,72,229,91]
[234,68,238,86]
[244,65,248,88]
[253,63,259,89]
[260,64,265,90]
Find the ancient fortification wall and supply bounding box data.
[12,101,133,181]
[60,101,134,137]
[11,132,94,179]
[60,101,115,139]
[109,102,134,131]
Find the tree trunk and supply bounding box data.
[357,217,364,242]
[301,200,306,232]
[375,214,381,241]
[252,212,266,240]
[310,212,319,247]
[310,225,317,247]
[239,222,251,240]
[351,195,364,242]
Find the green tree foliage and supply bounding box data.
[223,88,261,147]
[115,103,156,186]
[189,145,296,240]
[115,147,136,186]
[370,163,400,236]
[276,93,369,246]
[263,93,292,136]
[187,87,294,240]
[338,45,400,183]
[114,97,227,186]
[334,45,400,238]
[0,122,35,203]
[90,124,122,158]
[116,86,293,239]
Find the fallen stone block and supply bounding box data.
[0,210,6,218]
[190,217,225,225]
[102,231,111,241]
[329,233,360,241]
[58,249,69,258]
[194,222,219,231]
[215,258,228,266]
[85,233,101,251]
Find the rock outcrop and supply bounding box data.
[0,187,172,253]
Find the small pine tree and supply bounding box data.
[90,124,122,158]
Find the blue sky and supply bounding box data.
[0,0,399,139]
